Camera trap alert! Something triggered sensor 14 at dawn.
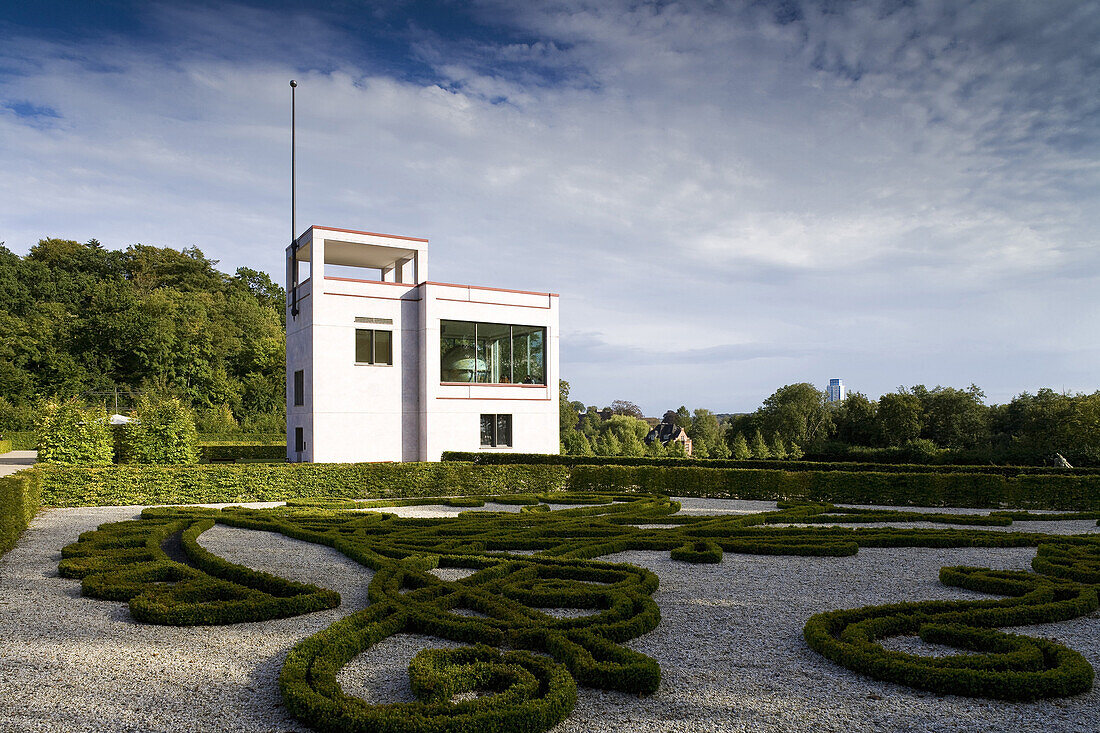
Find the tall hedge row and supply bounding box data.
[38,463,570,507]
[0,468,42,556]
[1,432,35,451]
[568,465,1100,511]
[36,460,1100,510]
[441,452,1100,477]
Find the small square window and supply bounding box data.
[480,414,512,447]
[355,328,393,365]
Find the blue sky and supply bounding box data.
[2,0,1098,414]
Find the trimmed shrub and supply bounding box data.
[39,462,571,507]
[35,399,113,465]
[199,442,285,462]
[0,468,42,556]
[60,491,1100,731]
[568,465,1100,510]
[117,396,200,464]
[442,452,1100,477]
[2,432,36,451]
[0,439,10,454]
[804,564,1098,700]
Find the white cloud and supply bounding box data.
[1,0,1098,412]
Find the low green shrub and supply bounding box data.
[59,511,339,625]
[568,465,1100,510]
[2,432,36,451]
[61,492,1100,730]
[39,462,571,507]
[0,468,42,556]
[117,396,200,464]
[35,399,113,465]
[442,451,1100,476]
[0,439,10,454]
[670,540,722,563]
[198,443,285,462]
[804,563,1098,700]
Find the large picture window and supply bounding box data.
[440,321,545,384]
[355,329,393,365]
[480,414,512,447]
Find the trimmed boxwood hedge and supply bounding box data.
[0,468,41,556]
[38,460,1100,510]
[59,492,1100,730]
[199,442,286,463]
[804,562,1098,700]
[38,462,570,507]
[568,465,1100,510]
[442,451,1100,477]
[0,439,11,454]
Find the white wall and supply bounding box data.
[288,228,560,463]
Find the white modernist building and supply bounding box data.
[285,225,560,462]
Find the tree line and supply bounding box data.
[0,238,286,434]
[562,382,1100,466]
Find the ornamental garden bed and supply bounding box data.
[1,495,1098,732]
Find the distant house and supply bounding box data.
[644,421,693,456]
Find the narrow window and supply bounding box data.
[293,370,304,406]
[294,427,304,452]
[355,329,373,363]
[480,414,512,447]
[355,329,393,365]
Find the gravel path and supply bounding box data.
[1,499,1098,732]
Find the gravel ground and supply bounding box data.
[1,499,1098,732]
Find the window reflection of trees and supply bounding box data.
[440,321,545,384]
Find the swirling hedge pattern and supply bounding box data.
[59,493,1100,731]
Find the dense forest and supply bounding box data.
[0,238,285,434]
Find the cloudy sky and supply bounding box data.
[2,1,1098,414]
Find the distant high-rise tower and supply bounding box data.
[827,378,846,403]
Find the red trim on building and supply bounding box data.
[440,382,548,388]
[435,297,552,310]
[423,281,559,298]
[310,225,429,243]
[325,276,419,287]
[436,396,552,402]
[323,291,421,302]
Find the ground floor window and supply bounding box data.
[480,414,512,447]
[294,427,305,452]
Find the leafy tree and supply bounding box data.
[754,383,832,451]
[562,429,594,456]
[35,398,113,465]
[729,432,751,460]
[749,430,771,459]
[689,408,728,459]
[911,384,990,449]
[609,400,644,418]
[771,434,788,460]
[0,238,289,430]
[119,395,199,464]
[674,405,692,430]
[876,392,923,447]
[831,392,877,446]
